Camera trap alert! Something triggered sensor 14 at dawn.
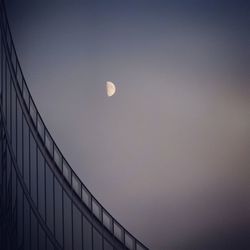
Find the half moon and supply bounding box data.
[106,81,116,97]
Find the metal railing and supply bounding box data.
[0,1,148,250]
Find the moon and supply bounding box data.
[106,81,116,97]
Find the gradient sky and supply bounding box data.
[6,0,250,249]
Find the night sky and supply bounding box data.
[6,0,250,249]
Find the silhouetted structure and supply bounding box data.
[0,1,148,249]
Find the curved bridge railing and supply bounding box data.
[0,1,148,249]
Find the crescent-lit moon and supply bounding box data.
[106,81,116,97]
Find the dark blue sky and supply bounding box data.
[6,0,250,249]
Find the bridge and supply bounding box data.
[0,1,149,249]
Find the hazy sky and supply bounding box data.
[6,0,250,249]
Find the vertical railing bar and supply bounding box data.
[44,160,47,250]
[71,197,74,250]
[4,51,6,124]
[53,173,55,236]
